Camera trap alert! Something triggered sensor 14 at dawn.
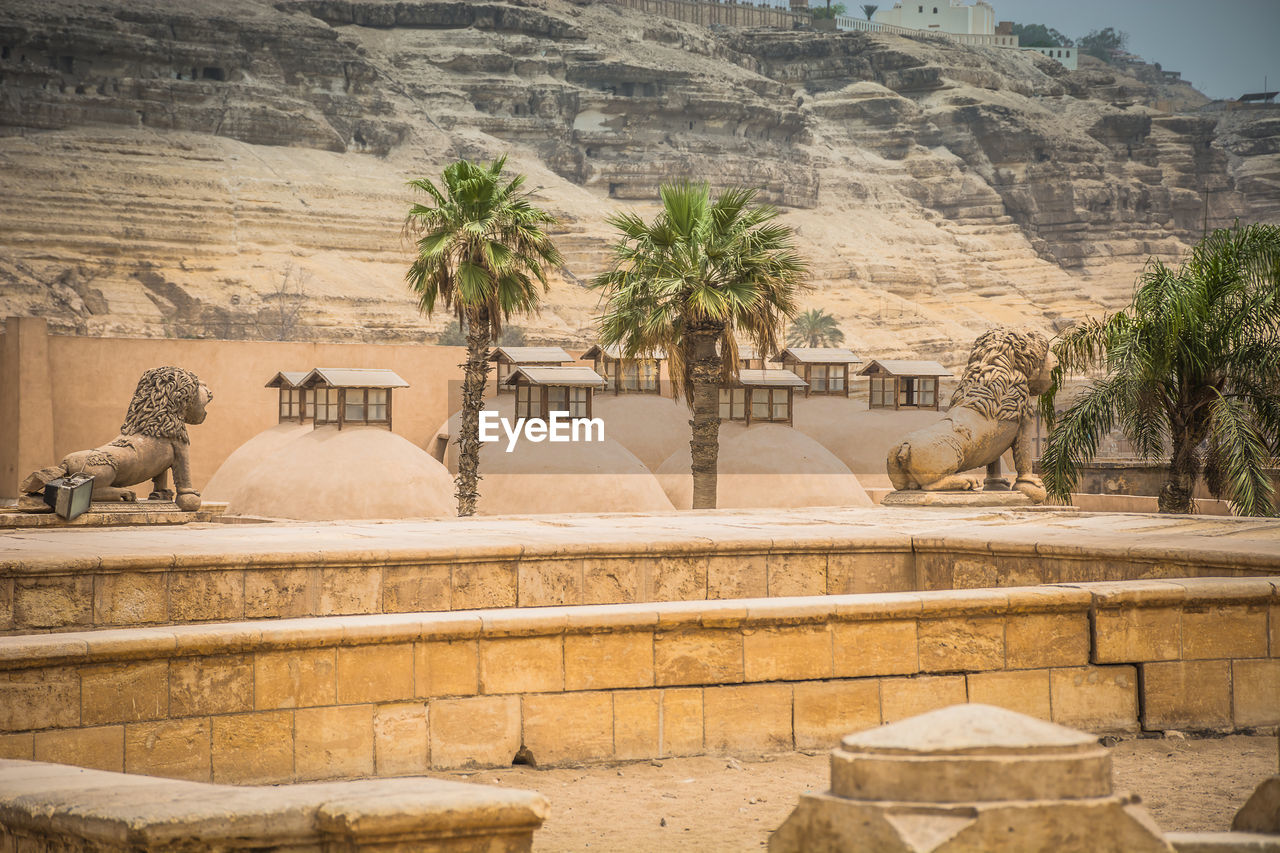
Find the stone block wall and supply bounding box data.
[0,578,1274,781]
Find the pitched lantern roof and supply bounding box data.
[771,347,863,364]
[504,366,607,387]
[580,344,667,360]
[733,369,808,388]
[264,371,310,389]
[858,359,952,377]
[299,368,410,388]
[487,346,574,364]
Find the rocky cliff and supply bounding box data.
[1,0,1276,364]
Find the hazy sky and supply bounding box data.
[994,0,1279,100]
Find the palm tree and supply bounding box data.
[861,4,879,20]
[593,181,809,509]
[405,157,562,516]
[787,308,845,348]
[1041,223,1280,516]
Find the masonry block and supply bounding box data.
[793,680,880,749]
[371,701,429,777]
[382,563,451,613]
[1006,612,1089,669]
[125,718,211,782]
[80,661,167,725]
[254,648,336,709]
[168,571,244,622]
[211,710,295,785]
[518,558,583,607]
[650,555,708,602]
[832,620,918,678]
[318,566,381,616]
[169,654,253,717]
[1233,659,1280,728]
[94,572,167,626]
[950,558,998,589]
[452,561,517,610]
[655,628,743,686]
[743,625,832,682]
[564,631,654,691]
[1093,606,1180,663]
[337,643,414,704]
[522,692,614,766]
[1142,660,1232,731]
[584,558,640,605]
[879,675,966,724]
[1049,666,1138,732]
[0,734,32,760]
[295,704,375,782]
[1181,604,1269,660]
[967,669,1051,720]
[428,695,520,769]
[826,553,914,595]
[34,725,123,772]
[480,635,563,694]
[244,568,316,619]
[767,552,827,597]
[917,616,1005,672]
[612,691,660,761]
[707,553,767,599]
[704,683,792,753]
[1271,603,1279,656]
[662,688,705,756]
[416,640,478,697]
[14,576,93,629]
[0,668,79,731]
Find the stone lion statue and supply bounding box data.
[21,366,213,510]
[886,327,1055,501]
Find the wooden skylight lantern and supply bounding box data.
[770,347,862,397]
[580,344,664,395]
[487,346,574,393]
[299,368,409,429]
[719,369,808,426]
[736,345,766,371]
[859,359,952,410]
[505,366,606,420]
[264,371,312,424]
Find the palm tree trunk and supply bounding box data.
[688,321,724,510]
[455,306,491,517]
[1159,418,1199,514]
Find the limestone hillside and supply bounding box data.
[1,0,1277,365]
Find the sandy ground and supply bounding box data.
[436,734,1279,852]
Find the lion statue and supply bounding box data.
[886,327,1055,502]
[21,366,213,511]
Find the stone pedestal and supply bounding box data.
[880,490,1036,508]
[770,704,1174,852]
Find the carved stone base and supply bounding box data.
[881,490,1036,507]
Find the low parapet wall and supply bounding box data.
[3,507,1277,633]
[0,759,546,852]
[0,578,1274,781]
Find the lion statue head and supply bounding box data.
[948,327,1055,422]
[119,366,213,443]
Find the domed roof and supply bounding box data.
[791,397,943,475]
[203,422,311,501]
[475,434,675,516]
[433,396,516,474]
[590,395,692,472]
[222,426,455,520]
[655,422,872,510]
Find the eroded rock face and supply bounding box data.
[0,0,1276,362]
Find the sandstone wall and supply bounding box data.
[0,320,464,497]
[0,579,1273,779]
[604,0,806,30]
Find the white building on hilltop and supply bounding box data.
[872,0,995,35]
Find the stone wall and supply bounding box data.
[603,0,805,29]
[1056,459,1280,501]
[4,508,1278,634]
[0,579,1274,780]
[0,317,465,497]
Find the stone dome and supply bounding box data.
[791,397,943,475]
[655,422,873,510]
[203,422,312,501]
[433,396,516,474]
[222,425,455,520]
[590,394,692,472]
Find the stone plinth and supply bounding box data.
[0,758,547,853]
[881,490,1036,507]
[770,704,1174,852]
[0,500,228,529]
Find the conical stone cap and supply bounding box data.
[831,704,1113,803]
